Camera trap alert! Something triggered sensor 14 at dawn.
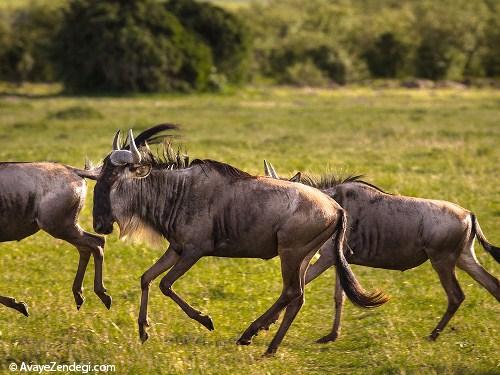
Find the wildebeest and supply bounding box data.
[92,126,388,355]
[264,161,499,342]
[0,161,110,316]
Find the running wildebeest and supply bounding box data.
[264,160,500,342]
[0,161,110,316]
[91,126,388,355]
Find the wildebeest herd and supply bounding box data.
[1,124,498,355]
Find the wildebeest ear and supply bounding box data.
[289,172,301,182]
[130,164,152,178]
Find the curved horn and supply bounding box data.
[128,129,141,164]
[267,161,280,179]
[112,130,122,150]
[264,160,272,177]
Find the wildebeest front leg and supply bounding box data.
[0,296,29,316]
[138,248,179,343]
[316,272,345,343]
[158,254,214,331]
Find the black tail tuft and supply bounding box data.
[333,210,390,308]
[486,245,500,263]
[472,214,500,263]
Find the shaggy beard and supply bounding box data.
[117,215,166,249]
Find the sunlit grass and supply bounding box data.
[0,86,499,374]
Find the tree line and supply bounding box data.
[0,0,499,92]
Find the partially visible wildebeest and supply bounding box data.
[264,160,499,342]
[91,126,388,355]
[0,161,110,316]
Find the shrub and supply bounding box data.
[166,0,251,83]
[0,2,61,83]
[283,59,329,87]
[54,0,213,93]
[482,20,500,77]
[268,35,348,85]
[363,33,407,78]
[415,30,453,80]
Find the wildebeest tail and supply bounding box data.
[471,213,500,263]
[334,210,389,308]
[71,159,101,180]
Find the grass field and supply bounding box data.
[0,86,499,374]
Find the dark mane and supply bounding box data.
[136,135,253,179]
[191,159,254,179]
[300,173,387,193]
[139,139,189,170]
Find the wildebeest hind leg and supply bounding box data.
[305,243,336,284]
[158,253,214,331]
[0,296,29,316]
[265,248,319,355]
[72,249,91,309]
[261,240,337,331]
[42,222,111,310]
[457,246,500,301]
[316,271,345,343]
[237,254,303,347]
[429,259,464,340]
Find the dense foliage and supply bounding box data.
[0,2,62,83]
[0,0,499,90]
[242,0,500,84]
[54,0,214,92]
[166,0,251,84]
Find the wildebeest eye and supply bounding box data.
[129,164,151,178]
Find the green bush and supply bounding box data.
[363,33,407,78]
[283,59,329,87]
[415,30,453,80]
[54,0,213,93]
[267,35,349,85]
[482,20,500,77]
[166,0,251,84]
[0,2,61,83]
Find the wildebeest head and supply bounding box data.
[93,125,177,235]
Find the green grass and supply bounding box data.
[0,86,499,374]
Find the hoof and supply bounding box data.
[98,293,112,310]
[428,333,439,341]
[74,293,85,310]
[236,337,252,346]
[199,315,214,331]
[139,326,149,343]
[263,348,277,357]
[316,333,338,344]
[16,302,29,317]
